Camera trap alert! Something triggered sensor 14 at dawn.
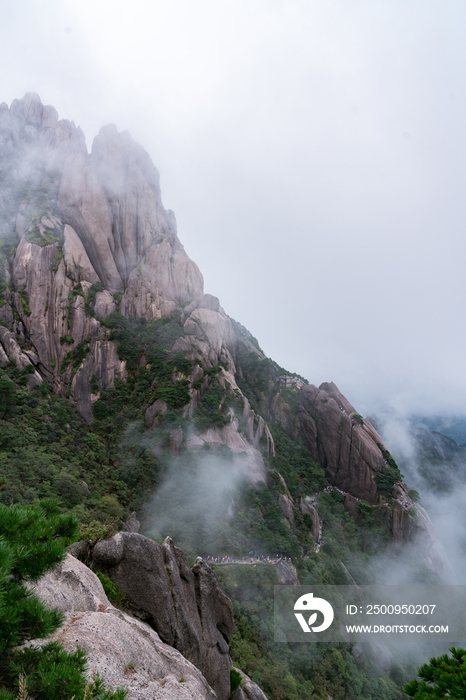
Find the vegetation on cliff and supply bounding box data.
[216,565,401,700]
[0,500,127,699]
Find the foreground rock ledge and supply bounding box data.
[90,532,234,700]
[33,554,218,700]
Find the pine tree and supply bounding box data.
[0,500,127,699]
[405,647,466,699]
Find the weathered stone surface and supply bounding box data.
[278,493,295,524]
[191,557,234,700]
[344,493,359,519]
[269,391,294,434]
[298,382,386,504]
[69,339,128,423]
[33,554,218,700]
[0,342,9,366]
[63,223,100,284]
[59,151,124,293]
[94,289,117,320]
[231,668,269,700]
[0,325,32,370]
[1,94,238,424]
[34,552,112,613]
[120,239,204,321]
[275,559,298,585]
[242,397,275,455]
[91,533,234,700]
[185,308,234,356]
[145,398,168,428]
[0,301,13,326]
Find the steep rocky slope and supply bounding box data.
[0,93,458,700]
[0,94,452,582]
[34,550,265,700]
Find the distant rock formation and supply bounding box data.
[0,93,233,422]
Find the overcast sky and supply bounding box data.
[2,0,466,418]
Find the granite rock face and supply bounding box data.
[91,532,234,700]
[0,93,274,474]
[0,94,213,420]
[33,554,218,700]
[299,381,387,503]
[267,380,388,504]
[231,668,269,700]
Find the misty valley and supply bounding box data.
[0,94,465,700]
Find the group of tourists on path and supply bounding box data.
[206,553,293,565]
[206,480,413,565]
[394,481,415,509]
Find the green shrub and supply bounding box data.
[95,571,127,608]
[85,282,104,316]
[18,289,31,316]
[79,520,117,543]
[230,668,243,692]
[25,228,61,247]
[90,374,100,393]
[60,340,91,375]
[52,248,64,271]
[375,465,402,497]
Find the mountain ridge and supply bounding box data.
[0,93,452,573]
[0,93,458,700]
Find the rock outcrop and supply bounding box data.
[299,496,320,543]
[90,532,234,700]
[231,668,269,700]
[33,554,218,700]
[267,381,388,504]
[0,93,275,466]
[383,486,456,582]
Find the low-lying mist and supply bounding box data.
[143,445,245,559]
[371,409,466,584]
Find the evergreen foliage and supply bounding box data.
[230,668,242,692]
[216,565,400,700]
[0,366,131,526]
[404,647,466,699]
[60,340,92,376]
[0,500,127,699]
[101,312,186,371]
[95,571,126,609]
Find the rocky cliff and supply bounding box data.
[0,94,453,580]
[33,553,215,700]
[90,532,234,700]
[33,549,265,700]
